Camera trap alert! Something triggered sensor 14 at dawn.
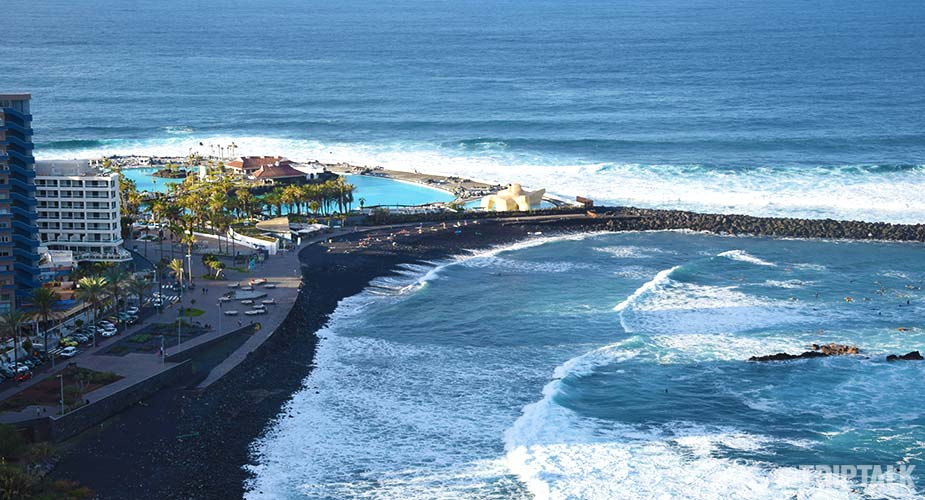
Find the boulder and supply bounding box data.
[748,351,828,362]
[810,343,859,356]
[749,343,860,362]
[886,351,924,362]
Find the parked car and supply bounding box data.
[14,369,32,382]
[126,306,139,315]
[60,346,78,358]
[60,337,79,348]
[0,366,14,378]
[127,316,139,325]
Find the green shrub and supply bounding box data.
[0,464,34,500]
[0,424,26,461]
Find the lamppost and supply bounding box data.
[57,374,64,415]
[186,251,193,289]
[217,301,222,334]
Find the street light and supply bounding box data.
[57,374,64,415]
[218,301,223,334]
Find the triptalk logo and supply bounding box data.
[799,464,916,489]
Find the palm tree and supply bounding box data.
[126,276,150,312]
[206,258,224,278]
[104,267,130,330]
[75,276,108,347]
[180,232,197,285]
[235,188,254,218]
[169,258,185,342]
[168,258,184,288]
[31,287,59,365]
[0,310,29,370]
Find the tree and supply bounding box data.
[180,231,197,285]
[30,287,59,362]
[235,188,254,218]
[168,259,184,287]
[169,259,185,342]
[0,310,29,371]
[206,258,224,278]
[126,276,150,312]
[76,276,109,347]
[104,267,130,330]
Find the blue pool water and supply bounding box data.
[121,169,453,207]
[248,231,925,499]
[344,175,454,207]
[5,0,924,222]
[121,168,183,193]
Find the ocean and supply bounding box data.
[7,1,925,498]
[5,0,925,222]
[246,232,925,499]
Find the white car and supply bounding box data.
[244,309,265,316]
[240,299,254,305]
[101,328,118,338]
[261,298,275,305]
[263,284,277,289]
[60,346,78,358]
[223,310,239,316]
[126,306,139,315]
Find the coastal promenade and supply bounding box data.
[0,228,342,429]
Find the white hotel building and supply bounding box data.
[35,160,131,262]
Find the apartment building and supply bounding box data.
[0,94,41,311]
[35,160,130,263]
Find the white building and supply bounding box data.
[35,160,131,262]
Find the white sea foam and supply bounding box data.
[503,338,919,500]
[613,266,679,313]
[615,272,805,335]
[761,279,810,289]
[247,233,612,499]
[506,383,845,499]
[719,249,777,267]
[593,245,676,259]
[37,134,925,224]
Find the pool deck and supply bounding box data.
[325,164,576,206]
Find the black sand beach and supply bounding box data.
[50,220,546,499]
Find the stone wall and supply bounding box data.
[47,360,193,442]
[165,325,254,364]
[371,206,925,242]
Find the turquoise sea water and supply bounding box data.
[4,0,924,222]
[248,232,925,499]
[121,168,453,207]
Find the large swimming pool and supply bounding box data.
[122,169,455,207]
[122,167,184,193]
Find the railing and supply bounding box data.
[73,248,132,262]
[11,205,38,220]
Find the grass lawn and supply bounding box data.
[0,367,122,413]
[179,308,205,317]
